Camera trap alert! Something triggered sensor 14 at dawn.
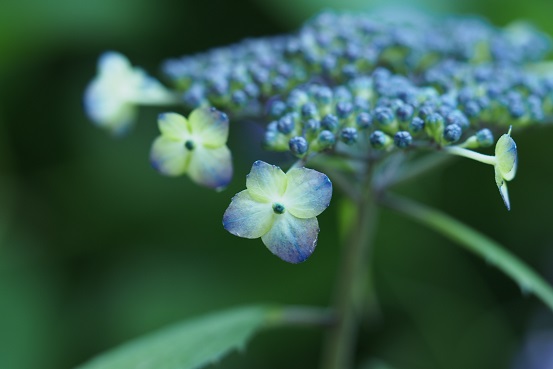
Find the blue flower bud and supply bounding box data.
[409,116,425,133]
[301,102,318,119]
[314,86,333,105]
[334,86,352,102]
[244,83,260,98]
[396,104,414,123]
[336,101,354,118]
[463,100,481,118]
[476,128,494,147]
[321,114,339,131]
[231,90,248,107]
[370,130,392,149]
[375,107,395,126]
[445,110,469,130]
[340,127,358,145]
[356,112,373,129]
[425,112,444,141]
[394,131,412,148]
[289,136,309,156]
[277,114,295,134]
[304,118,321,133]
[418,105,434,120]
[342,64,358,79]
[443,124,462,143]
[508,103,526,119]
[318,130,336,148]
[182,84,206,107]
[287,89,310,110]
[267,100,287,117]
[272,76,288,91]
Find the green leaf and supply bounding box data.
[384,194,553,312]
[77,305,277,369]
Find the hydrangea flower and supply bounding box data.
[445,127,517,210]
[84,51,176,135]
[150,107,233,191]
[223,161,332,263]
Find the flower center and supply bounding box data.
[272,202,285,214]
[184,140,195,151]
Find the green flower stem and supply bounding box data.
[444,146,496,165]
[272,306,335,328]
[321,187,379,369]
[375,153,453,191]
[382,194,553,312]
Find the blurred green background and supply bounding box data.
[1,0,553,368]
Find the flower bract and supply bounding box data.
[494,128,517,210]
[150,108,233,191]
[223,161,332,263]
[84,51,175,135]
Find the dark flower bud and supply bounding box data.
[231,90,248,107]
[340,127,358,145]
[396,104,414,123]
[317,130,336,148]
[394,131,412,148]
[370,130,392,149]
[289,136,309,156]
[304,119,320,133]
[443,124,462,143]
[336,101,354,118]
[277,114,295,134]
[301,102,318,119]
[476,128,494,147]
[409,116,425,133]
[321,114,339,131]
[267,100,287,117]
[314,86,333,105]
[375,107,395,126]
[356,112,373,129]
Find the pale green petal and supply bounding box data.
[150,136,190,176]
[495,165,511,210]
[495,132,517,181]
[246,161,287,203]
[223,190,274,239]
[261,213,319,264]
[188,145,233,190]
[84,78,136,135]
[188,107,229,148]
[133,71,177,105]
[284,168,332,219]
[158,112,190,139]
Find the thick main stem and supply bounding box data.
[320,191,379,369]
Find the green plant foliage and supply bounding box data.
[385,194,553,311]
[77,305,276,369]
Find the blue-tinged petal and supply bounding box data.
[223,190,274,239]
[188,107,229,148]
[187,145,232,191]
[150,136,190,176]
[283,168,332,218]
[261,213,319,263]
[158,112,190,139]
[246,161,287,203]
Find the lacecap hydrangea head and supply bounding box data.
[223,161,332,263]
[150,107,233,191]
[84,51,176,136]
